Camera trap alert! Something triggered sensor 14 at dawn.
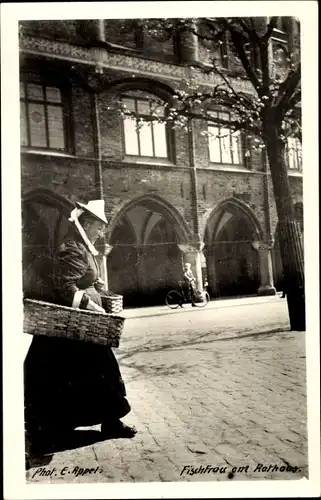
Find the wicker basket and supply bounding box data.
[100,291,123,314]
[23,299,125,347]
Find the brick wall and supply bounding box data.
[21,154,98,203]
[22,148,293,248]
[104,20,138,49]
[196,169,267,238]
[21,152,195,238]
[98,91,123,161]
[101,164,193,235]
[72,86,95,156]
[104,19,177,63]
[19,20,79,43]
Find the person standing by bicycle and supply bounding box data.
[183,262,197,307]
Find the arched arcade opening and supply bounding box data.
[107,196,189,306]
[204,200,262,297]
[22,189,73,301]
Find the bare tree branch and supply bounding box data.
[177,109,261,135]
[174,74,258,118]
[138,16,301,148]
[263,17,279,40]
[210,58,240,100]
[238,19,260,42]
[123,106,261,136]
[227,25,262,95]
[287,89,301,109]
[275,62,301,113]
[249,18,257,32]
[259,39,270,92]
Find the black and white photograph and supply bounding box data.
[2,1,320,499]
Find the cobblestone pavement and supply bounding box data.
[26,296,308,483]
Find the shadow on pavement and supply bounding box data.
[117,327,295,380]
[119,327,290,362]
[26,429,111,470]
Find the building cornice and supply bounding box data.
[20,35,255,94]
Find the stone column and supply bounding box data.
[204,245,218,296]
[135,246,145,294]
[178,20,199,64]
[97,243,113,291]
[97,20,106,42]
[252,241,276,296]
[178,243,204,292]
[76,20,105,43]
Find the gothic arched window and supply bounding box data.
[20,79,72,152]
[208,110,244,166]
[121,90,173,161]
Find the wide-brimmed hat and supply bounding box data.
[76,200,108,225]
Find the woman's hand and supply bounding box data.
[87,300,106,314]
[94,277,106,292]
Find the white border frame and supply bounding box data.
[1,2,320,498]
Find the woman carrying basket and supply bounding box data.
[24,200,137,450]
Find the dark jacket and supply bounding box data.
[24,226,130,433]
[53,234,102,309]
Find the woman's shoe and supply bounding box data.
[101,420,137,439]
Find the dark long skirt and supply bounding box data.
[24,335,130,434]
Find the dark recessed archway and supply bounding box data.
[107,195,189,306]
[204,198,262,297]
[22,189,73,300]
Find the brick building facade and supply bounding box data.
[19,18,303,306]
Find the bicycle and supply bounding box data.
[165,281,210,309]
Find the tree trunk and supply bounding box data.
[265,122,305,331]
[278,220,305,330]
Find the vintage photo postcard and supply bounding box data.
[2,1,320,499]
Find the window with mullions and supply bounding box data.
[20,81,70,151]
[285,136,302,170]
[208,111,243,165]
[122,95,170,160]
